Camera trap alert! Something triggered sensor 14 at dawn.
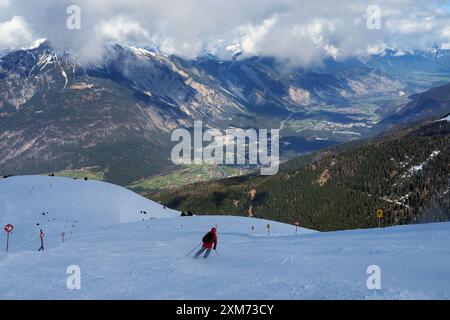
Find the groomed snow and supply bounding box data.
[0,176,449,300]
[0,175,178,249]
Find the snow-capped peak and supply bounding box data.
[392,48,409,57]
[21,38,47,51]
[225,44,243,58]
[126,45,157,57]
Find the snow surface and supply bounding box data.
[440,114,450,122]
[0,176,178,250]
[1,176,450,300]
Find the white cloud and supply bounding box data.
[237,16,277,55]
[96,16,150,43]
[0,0,9,8]
[386,18,435,34]
[291,19,338,58]
[440,26,450,48]
[0,0,450,66]
[366,42,387,55]
[0,16,34,50]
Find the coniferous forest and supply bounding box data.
[153,119,450,231]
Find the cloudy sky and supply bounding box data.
[1,0,450,65]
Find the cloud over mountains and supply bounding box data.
[1,0,450,65]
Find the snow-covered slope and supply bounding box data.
[0,175,178,249]
[0,176,449,300]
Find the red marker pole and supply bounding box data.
[4,224,14,253]
[6,231,9,252]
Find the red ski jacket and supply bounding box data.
[202,227,218,250]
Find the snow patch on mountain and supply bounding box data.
[401,150,441,179]
[126,45,156,57]
[21,38,47,51]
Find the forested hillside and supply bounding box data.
[153,117,450,231]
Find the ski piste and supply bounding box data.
[1,175,450,299]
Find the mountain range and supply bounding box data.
[1,41,450,185]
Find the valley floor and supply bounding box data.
[1,216,449,299]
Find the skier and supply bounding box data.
[194,227,218,259]
[38,229,45,251]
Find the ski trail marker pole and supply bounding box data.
[376,209,384,228]
[4,224,13,253]
[185,242,202,257]
[39,229,45,251]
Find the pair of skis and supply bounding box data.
[185,242,221,258]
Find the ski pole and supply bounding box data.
[185,242,202,257]
[214,250,221,258]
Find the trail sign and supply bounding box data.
[4,224,13,252]
[376,209,384,219]
[294,221,300,235]
[376,209,384,228]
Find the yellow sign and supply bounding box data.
[376,209,384,219]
